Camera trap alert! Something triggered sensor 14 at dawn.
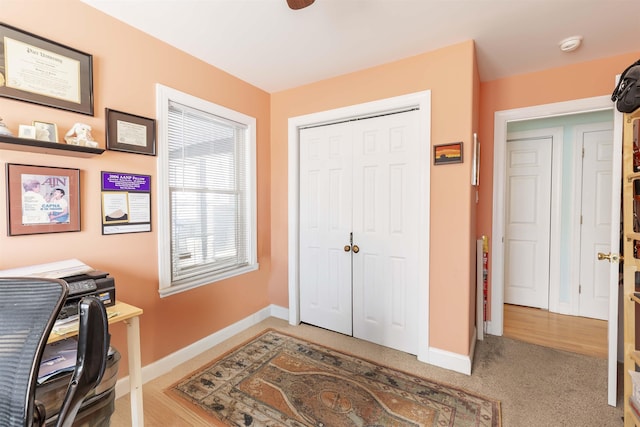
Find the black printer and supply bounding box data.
[57,269,116,320]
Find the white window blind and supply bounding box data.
[156,84,257,296]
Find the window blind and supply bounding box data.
[167,100,249,285]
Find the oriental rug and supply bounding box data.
[167,329,501,427]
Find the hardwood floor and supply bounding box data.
[503,303,608,359]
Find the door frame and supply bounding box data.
[490,95,622,407]
[287,91,431,362]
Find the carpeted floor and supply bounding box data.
[166,329,501,426]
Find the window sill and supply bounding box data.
[158,263,259,297]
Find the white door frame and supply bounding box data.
[288,91,431,362]
[490,95,621,407]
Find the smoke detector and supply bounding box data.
[559,36,583,52]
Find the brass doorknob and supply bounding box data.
[597,252,624,262]
[344,245,351,252]
[352,245,359,253]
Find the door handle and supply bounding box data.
[344,245,351,252]
[597,252,624,263]
[352,245,359,254]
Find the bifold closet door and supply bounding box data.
[299,122,353,335]
[299,110,421,354]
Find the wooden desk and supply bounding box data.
[48,301,144,426]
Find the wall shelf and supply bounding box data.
[0,134,104,158]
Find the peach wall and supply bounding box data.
[270,41,478,355]
[0,0,271,376]
[477,52,640,318]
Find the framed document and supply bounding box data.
[6,163,81,236]
[106,108,156,156]
[0,22,94,115]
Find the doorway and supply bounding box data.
[503,119,614,320]
[490,95,622,407]
[288,91,431,362]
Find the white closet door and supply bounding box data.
[578,125,614,320]
[504,137,553,309]
[351,110,421,355]
[299,122,353,335]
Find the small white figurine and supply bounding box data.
[65,123,97,147]
[0,116,13,136]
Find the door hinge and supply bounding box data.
[579,284,582,294]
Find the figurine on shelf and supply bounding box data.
[0,117,13,136]
[64,123,98,148]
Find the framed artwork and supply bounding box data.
[18,124,36,139]
[6,163,80,236]
[434,142,463,165]
[33,121,59,143]
[0,22,94,115]
[105,108,156,156]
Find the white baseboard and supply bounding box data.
[422,329,476,375]
[115,304,287,398]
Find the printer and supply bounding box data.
[0,259,116,320]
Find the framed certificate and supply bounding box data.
[0,22,94,115]
[105,108,156,156]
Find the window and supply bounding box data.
[156,84,257,297]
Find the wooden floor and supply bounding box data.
[503,303,608,359]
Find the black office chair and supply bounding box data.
[0,277,110,427]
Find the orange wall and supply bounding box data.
[0,0,272,375]
[477,52,640,317]
[270,41,478,355]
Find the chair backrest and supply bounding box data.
[0,277,110,427]
[0,277,68,427]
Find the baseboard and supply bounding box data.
[423,329,475,375]
[115,304,287,398]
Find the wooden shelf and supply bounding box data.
[0,134,104,158]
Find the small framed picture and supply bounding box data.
[33,121,59,143]
[18,124,36,139]
[106,108,156,156]
[6,163,81,236]
[434,142,463,165]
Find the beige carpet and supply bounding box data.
[112,317,624,426]
[166,329,500,426]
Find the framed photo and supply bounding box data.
[0,23,94,115]
[6,163,80,236]
[434,142,463,165]
[106,108,156,156]
[33,121,59,143]
[18,124,36,139]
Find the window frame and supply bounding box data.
[156,84,258,297]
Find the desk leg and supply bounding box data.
[124,316,144,426]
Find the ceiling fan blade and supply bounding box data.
[287,0,315,10]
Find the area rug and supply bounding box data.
[166,329,501,426]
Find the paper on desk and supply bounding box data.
[0,259,94,279]
[38,338,78,384]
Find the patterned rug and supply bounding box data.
[166,329,501,426]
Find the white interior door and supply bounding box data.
[299,110,420,353]
[504,136,553,309]
[351,111,420,355]
[299,122,353,335]
[577,124,614,320]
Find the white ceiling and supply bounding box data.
[82,0,640,93]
